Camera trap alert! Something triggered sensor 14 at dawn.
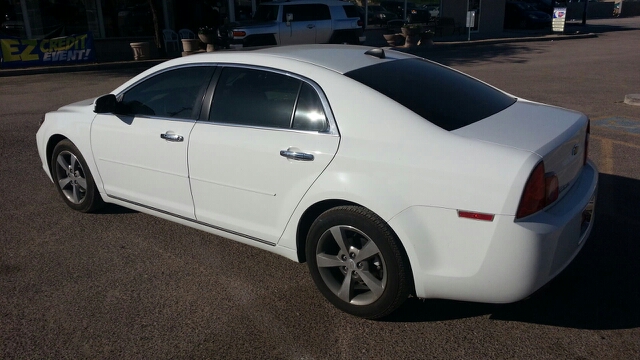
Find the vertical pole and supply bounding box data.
[467,0,470,41]
[20,0,32,39]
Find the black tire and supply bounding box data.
[306,206,411,319]
[51,139,104,213]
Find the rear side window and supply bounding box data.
[344,58,516,131]
[209,67,328,132]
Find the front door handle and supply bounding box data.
[307,24,316,29]
[161,132,184,142]
[280,149,314,161]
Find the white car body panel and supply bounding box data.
[188,123,339,244]
[35,45,598,308]
[91,115,196,219]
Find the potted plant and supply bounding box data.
[198,26,217,44]
[401,24,422,47]
[401,23,423,37]
[419,30,434,46]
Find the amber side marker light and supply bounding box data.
[458,210,495,222]
[232,31,246,37]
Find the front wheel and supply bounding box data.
[51,139,104,213]
[306,206,411,319]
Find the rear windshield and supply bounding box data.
[344,58,516,131]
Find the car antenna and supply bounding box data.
[364,48,385,59]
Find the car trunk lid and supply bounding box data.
[453,99,589,200]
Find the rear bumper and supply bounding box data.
[388,160,598,303]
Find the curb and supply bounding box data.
[432,32,597,47]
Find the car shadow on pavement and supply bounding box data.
[386,173,640,330]
[420,43,545,67]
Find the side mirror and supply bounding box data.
[286,13,293,26]
[94,94,117,114]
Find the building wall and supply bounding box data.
[441,0,506,34]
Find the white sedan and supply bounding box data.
[36,45,598,319]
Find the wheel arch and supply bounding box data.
[45,134,69,175]
[295,200,414,282]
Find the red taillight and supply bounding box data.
[357,19,363,27]
[232,30,246,37]
[545,174,559,203]
[516,162,559,219]
[584,120,590,165]
[516,162,546,218]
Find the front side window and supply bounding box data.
[209,67,328,132]
[119,66,216,120]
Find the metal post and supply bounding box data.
[467,0,470,41]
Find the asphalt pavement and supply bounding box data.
[1,16,639,360]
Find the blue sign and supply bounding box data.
[1,32,96,68]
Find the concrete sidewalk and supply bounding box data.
[3,17,636,78]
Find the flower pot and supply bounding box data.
[181,39,199,52]
[198,33,216,44]
[419,32,434,46]
[383,33,403,47]
[130,42,150,60]
[403,34,420,48]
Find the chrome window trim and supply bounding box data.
[204,63,340,136]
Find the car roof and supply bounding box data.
[115,45,417,95]
[188,44,414,74]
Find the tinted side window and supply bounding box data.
[293,83,328,132]
[120,66,215,120]
[283,4,330,21]
[209,67,300,129]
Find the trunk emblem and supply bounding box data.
[572,144,579,156]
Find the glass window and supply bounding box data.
[344,58,516,131]
[253,4,279,22]
[209,67,301,129]
[283,4,331,22]
[119,66,216,120]
[292,83,328,132]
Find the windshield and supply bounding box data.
[344,58,517,131]
[253,4,279,21]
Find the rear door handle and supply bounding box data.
[280,149,314,161]
[307,24,315,29]
[160,132,184,142]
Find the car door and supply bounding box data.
[91,65,216,218]
[188,66,339,245]
[279,4,319,45]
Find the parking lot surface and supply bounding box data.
[1,17,639,359]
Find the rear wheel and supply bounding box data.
[51,139,104,213]
[306,206,411,319]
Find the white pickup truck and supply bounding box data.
[228,0,365,48]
